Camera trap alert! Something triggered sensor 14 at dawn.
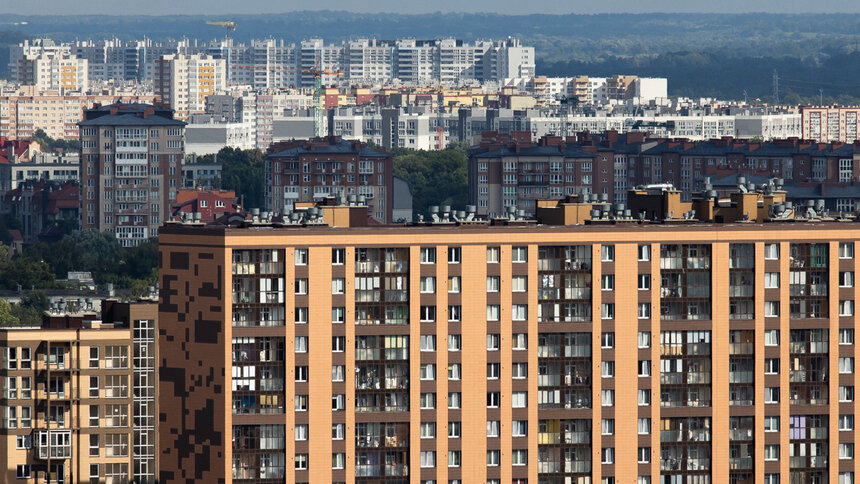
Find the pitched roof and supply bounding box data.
[79,113,185,127]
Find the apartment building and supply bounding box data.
[78,102,185,246]
[469,132,860,216]
[158,192,859,484]
[153,54,227,120]
[0,300,157,484]
[801,106,860,143]
[265,136,393,223]
[2,180,80,244]
[0,87,157,140]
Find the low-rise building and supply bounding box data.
[2,180,80,244]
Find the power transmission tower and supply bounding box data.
[772,70,780,104]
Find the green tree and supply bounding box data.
[0,257,55,290]
[0,300,20,326]
[393,147,468,218]
[215,147,266,210]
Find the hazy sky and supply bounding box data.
[4,0,860,15]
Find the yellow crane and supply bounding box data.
[205,20,237,38]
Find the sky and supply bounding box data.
[3,0,860,15]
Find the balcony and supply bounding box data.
[729,457,753,470]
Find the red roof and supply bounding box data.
[8,229,23,242]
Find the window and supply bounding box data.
[420,451,436,468]
[16,465,30,479]
[487,392,500,408]
[332,248,345,264]
[840,443,854,460]
[487,363,500,380]
[295,278,308,294]
[512,420,527,437]
[601,303,614,319]
[295,395,308,411]
[448,334,461,351]
[332,423,345,440]
[638,274,650,290]
[512,304,527,320]
[764,330,779,346]
[486,305,500,321]
[512,449,527,466]
[765,301,780,317]
[512,391,527,408]
[487,246,500,263]
[839,414,854,431]
[89,347,99,368]
[841,357,855,374]
[840,242,854,259]
[294,249,308,265]
[420,306,436,322]
[602,361,615,378]
[448,451,461,468]
[638,303,651,319]
[513,333,527,350]
[602,274,614,290]
[487,450,500,466]
[448,247,461,263]
[601,447,614,464]
[638,244,651,261]
[638,331,651,348]
[295,425,309,441]
[765,358,780,374]
[638,389,651,406]
[765,243,780,260]
[332,394,345,411]
[420,335,436,351]
[420,393,436,409]
[448,276,461,293]
[486,276,500,292]
[448,363,461,380]
[448,421,461,438]
[638,447,651,464]
[420,247,436,264]
[638,418,651,435]
[840,271,855,288]
[16,435,31,449]
[512,246,528,262]
[487,334,500,350]
[448,305,461,322]
[295,454,308,470]
[331,278,345,294]
[105,433,128,457]
[332,307,345,323]
[295,366,308,382]
[512,275,527,292]
[840,300,855,316]
[841,329,855,345]
[295,307,308,324]
[294,336,308,353]
[487,420,500,437]
[448,392,461,409]
[332,452,346,469]
[512,362,528,379]
[5,347,16,369]
[602,389,614,406]
[420,276,436,293]
[765,387,780,403]
[765,474,780,484]
[602,418,615,435]
[420,364,435,380]
[332,365,345,382]
[764,416,779,432]
[765,272,780,288]
[765,444,780,461]
[601,245,615,262]
[601,332,614,348]
[421,422,436,438]
[638,360,651,377]
[843,386,857,402]
[332,336,345,352]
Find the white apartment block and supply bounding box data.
[153,54,227,120]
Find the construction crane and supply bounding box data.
[302,65,343,137]
[205,20,237,39]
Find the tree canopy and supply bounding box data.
[30,128,80,153]
[196,147,265,210]
[392,144,469,219]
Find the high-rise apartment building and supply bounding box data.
[153,54,227,120]
[0,300,158,484]
[78,102,185,246]
[801,106,860,143]
[11,52,88,93]
[158,193,859,484]
[265,136,393,222]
